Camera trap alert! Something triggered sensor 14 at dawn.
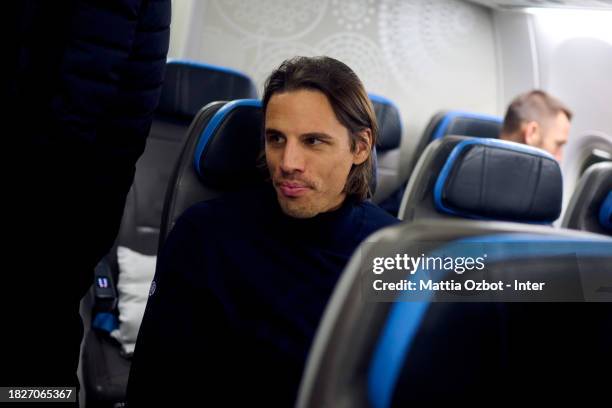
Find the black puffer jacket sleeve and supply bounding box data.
[54,0,170,160]
[52,0,172,267]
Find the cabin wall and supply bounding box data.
[169,0,499,179]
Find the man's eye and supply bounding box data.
[305,136,323,145]
[266,134,284,144]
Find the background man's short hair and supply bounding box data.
[262,56,378,202]
[502,89,573,137]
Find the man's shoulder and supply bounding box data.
[180,183,275,224]
[357,200,401,232]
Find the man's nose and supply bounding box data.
[279,140,305,173]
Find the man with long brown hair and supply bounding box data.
[127,56,398,406]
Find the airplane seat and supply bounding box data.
[159,99,266,244]
[296,142,612,407]
[368,94,403,207]
[380,110,502,216]
[562,161,612,235]
[120,59,258,255]
[416,109,502,153]
[602,191,612,231]
[398,135,562,223]
[81,60,258,407]
[561,132,612,208]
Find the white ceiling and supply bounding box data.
[467,0,612,10]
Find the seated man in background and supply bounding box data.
[500,89,572,162]
[127,56,399,406]
[379,90,572,217]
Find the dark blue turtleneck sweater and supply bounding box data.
[127,183,399,406]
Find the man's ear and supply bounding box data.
[353,129,372,165]
[523,121,541,146]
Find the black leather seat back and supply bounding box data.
[399,136,562,223]
[413,110,502,169]
[379,110,502,217]
[297,220,612,407]
[118,60,258,255]
[562,161,612,236]
[369,93,403,204]
[160,99,266,245]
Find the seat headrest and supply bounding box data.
[193,99,378,195]
[408,111,503,184]
[434,138,562,222]
[194,99,266,190]
[400,136,562,223]
[429,110,502,141]
[369,94,402,152]
[157,59,258,118]
[601,191,612,231]
[562,161,612,235]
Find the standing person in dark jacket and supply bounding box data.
[127,56,399,407]
[4,0,170,403]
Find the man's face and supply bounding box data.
[525,112,571,162]
[264,89,369,218]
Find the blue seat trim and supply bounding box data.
[431,110,502,140]
[193,99,262,177]
[92,312,119,333]
[368,93,404,146]
[368,233,612,408]
[368,301,429,408]
[459,233,612,258]
[166,58,253,81]
[600,191,612,230]
[368,93,399,109]
[433,138,556,222]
